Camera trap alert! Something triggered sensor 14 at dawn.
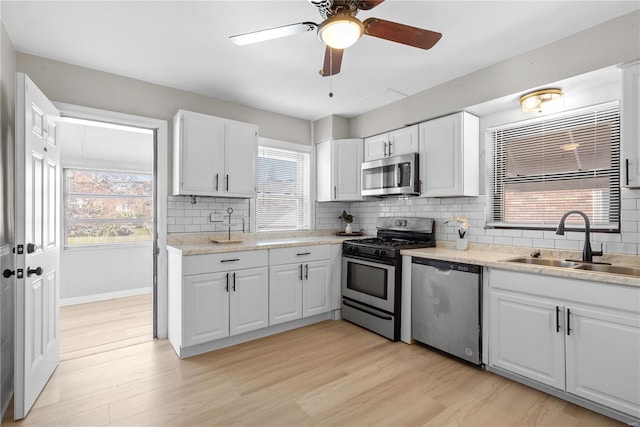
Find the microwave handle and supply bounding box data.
[396,163,403,187]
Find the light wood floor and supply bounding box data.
[59,293,153,361]
[4,300,623,426]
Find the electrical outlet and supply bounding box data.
[210,213,224,222]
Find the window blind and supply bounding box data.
[488,101,620,230]
[256,146,311,232]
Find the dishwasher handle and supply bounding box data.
[412,257,481,274]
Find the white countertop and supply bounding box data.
[402,246,640,287]
[166,233,367,256]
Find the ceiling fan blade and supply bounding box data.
[354,0,385,10]
[363,18,442,50]
[320,46,343,77]
[229,22,317,46]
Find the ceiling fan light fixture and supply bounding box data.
[318,15,364,49]
[519,88,563,113]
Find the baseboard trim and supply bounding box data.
[60,287,152,306]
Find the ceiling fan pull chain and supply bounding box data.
[329,47,334,97]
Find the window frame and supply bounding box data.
[63,166,154,250]
[486,101,621,232]
[252,137,315,234]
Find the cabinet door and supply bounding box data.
[177,111,226,196]
[489,291,565,390]
[303,260,331,318]
[183,272,230,346]
[334,139,363,201]
[230,267,269,336]
[225,120,258,197]
[388,126,418,157]
[364,133,389,161]
[622,62,640,188]
[565,306,640,418]
[269,263,303,325]
[419,114,462,197]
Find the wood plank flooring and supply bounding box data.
[3,298,623,426]
[59,294,153,361]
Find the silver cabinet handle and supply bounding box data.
[226,174,229,191]
[304,264,308,280]
[388,141,392,156]
[220,258,240,263]
[299,264,303,281]
[232,272,236,291]
[296,252,311,256]
[383,142,387,157]
[226,272,229,292]
[215,173,219,191]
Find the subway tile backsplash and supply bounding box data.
[167,189,640,256]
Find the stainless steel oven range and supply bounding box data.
[341,217,435,340]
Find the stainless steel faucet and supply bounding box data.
[555,210,603,263]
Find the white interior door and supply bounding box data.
[14,73,61,420]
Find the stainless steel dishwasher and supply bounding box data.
[411,258,482,365]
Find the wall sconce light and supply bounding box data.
[519,88,563,113]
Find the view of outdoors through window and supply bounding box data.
[64,169,153,245]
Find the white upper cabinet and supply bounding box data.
[316,138,363,201]
[173,109,257,198]
[621,61,640,188]
[419,112,479,197]
[364,125,418,161]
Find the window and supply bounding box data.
[256,142,312,232]
[64,168,153,245]
[488,101,620,231]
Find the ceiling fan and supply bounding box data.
[229,0,442,77]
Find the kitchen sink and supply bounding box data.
[504,257,582,268]
[574,264,640,277]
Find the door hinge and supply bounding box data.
[16,244,24,255]
[16,269,24,279]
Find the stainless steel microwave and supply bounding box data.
[361,153,420,197]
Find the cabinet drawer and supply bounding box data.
[269,245,331,266]
[183,250,268,275]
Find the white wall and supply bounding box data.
[0,19,16,420]
[60,246,152,304]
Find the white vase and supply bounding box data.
[456,238,468,251]
[345,223,353,234]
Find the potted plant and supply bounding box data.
[445,215,469,250]
[338,210,354,234]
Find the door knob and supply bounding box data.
[27,267,43,277]
[2,269,15,278]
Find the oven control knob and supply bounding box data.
[374,249,380,255]
[349,246,359,252]
[380,250,387,256]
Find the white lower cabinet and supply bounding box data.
[488,269,640,421]
[490,292,565,390]
[169,249,269,352]
[169,243,341,358]
[269,245,332,326]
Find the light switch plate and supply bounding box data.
[210,213,224,222]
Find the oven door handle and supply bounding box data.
[343,300,393,321]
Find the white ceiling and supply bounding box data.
[2,1,639,121]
